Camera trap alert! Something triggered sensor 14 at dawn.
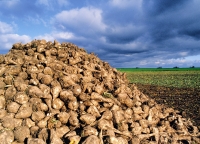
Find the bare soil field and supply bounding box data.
[136,84,200,129]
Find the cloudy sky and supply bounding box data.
[0,0,200,68]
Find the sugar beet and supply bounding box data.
[0,40,199,143]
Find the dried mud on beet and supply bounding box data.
[0,40,200,144]
[136,84,200,128]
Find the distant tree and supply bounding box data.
[190,66,195,68]
[173,66,179,68]
[157,67,162,69]
[136,67,139,69]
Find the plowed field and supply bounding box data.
[135,84,200,129]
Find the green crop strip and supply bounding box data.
[117,68,200,88]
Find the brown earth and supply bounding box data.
[135,84,200,129]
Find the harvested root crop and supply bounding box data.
[0,39,199,144]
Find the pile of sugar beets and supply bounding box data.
[0,39,199,144]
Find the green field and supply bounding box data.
[117,68,200,88]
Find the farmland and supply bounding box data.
[118,68,200,127]
[118,68,200,88]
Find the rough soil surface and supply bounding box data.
[136,84,200,128]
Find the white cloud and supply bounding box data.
[0,21,13,33]
[109,0,142,9]
[179,51,188,56]
[0,34,31,50]
[35,31,74,42]
[0,21,31,50]
[105,24,144,44]
[53,7,106,35]
[35,34,54,42]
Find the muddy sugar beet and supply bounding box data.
[0,39,199,144]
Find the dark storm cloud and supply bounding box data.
[99,44,147,55]
[141,2,189,42]
[142,0,189,16]
[105,35,138,44]
[147,22,178,42]
[179,28,200,39]
[103,7,139,26]
[104,26,144,44]
[101,1,193,47]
